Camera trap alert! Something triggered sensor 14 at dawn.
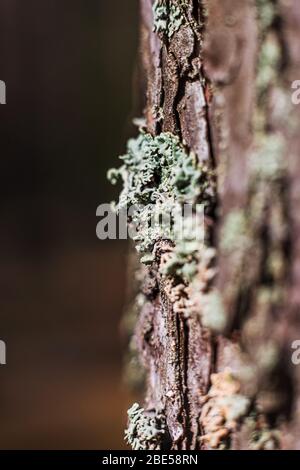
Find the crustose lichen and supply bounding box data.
[124,403,167,450]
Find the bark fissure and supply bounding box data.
[122,0,300,450]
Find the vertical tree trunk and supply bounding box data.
[123,0,300,450]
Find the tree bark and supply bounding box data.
[125,0,300,450]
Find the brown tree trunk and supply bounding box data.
[123,0,300,450]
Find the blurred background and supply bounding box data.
[0,0,139,449]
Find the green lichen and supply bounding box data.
[220,395,251,425]
[255,0,281,134]
[108,131,215,270]
[256,34,281,100]
[200,370,251,449]
[124,403,167,450]
[161,206,203,282]
[153,0,185,38]
[220,210,250,255]
[256,340,280,372]
[254,0,286,180]
[257,286,282,307]
[250,429,280,450]
[251,134,286,181]
[201,290,227,333]
[256,0,277,31]
[247,412,281,450]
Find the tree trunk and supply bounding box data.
[122,0,300,450]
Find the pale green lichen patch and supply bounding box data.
[201,370,281,450]
[256,0,277,31]
[124,403,167,450]
[254,1,286,182]
[108,131,204,211]
[108,131,215,272]
[161,206,203,282]
[201,290,227,333]
[255,0,282,133]
[256,340,280,372]
[246,412,281,450]
[220,210,250,255]
[153,0,185,38]
[250,134,286,181]
[250,427,281,450]
[162,245,198,282]
[256,34,281,99]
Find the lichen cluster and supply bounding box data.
[256,34,280,100]
[220,210,250,255]
[200,369,251,449]
[160,205,204,282]
[153,0,185,38]
[250,0,287,303]
[242,409,281,450]
[250,134,286,181]
[108,131,215,273]
[200,289,227,333]
[210,0,288,338]
[124,403,167,450]
[255,0,283,138]
[250,425,280,450]
[256,0,277,31]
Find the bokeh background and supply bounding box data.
[0,0,139,449]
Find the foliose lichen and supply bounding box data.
[162,244,216,319]
[108,131,215,273]
[160,205,203,282]
[124,403,167,450]
[153,0,185,39]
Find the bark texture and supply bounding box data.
[125,0,300,450]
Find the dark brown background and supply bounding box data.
[0,0,138,449]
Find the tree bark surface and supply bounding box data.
[128,0,300,450]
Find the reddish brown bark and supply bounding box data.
[128,0,300,450]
